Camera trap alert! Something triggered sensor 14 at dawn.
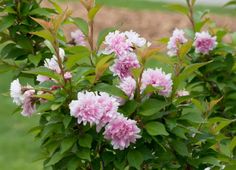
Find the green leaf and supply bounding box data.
[95,55,113,80]
[88,4,102,21]
[31,30,54,43]
[145,121,169,136]
[65,46,90,69]
[29,8,53,16]
[63,116,72,128]
[0,15,15,32]
[230,137,236,151]
[93,83,126,98]
[45,151,64,166]
[171,140,189,157]
[23,67,60,81]
[127,150,144,170]
[67,157,81,170]
[139,99,168,116]
[180,106,204,123]
[97,28,116,49]
[76,148,91,161]
[61,137,77,154]
[28,54,42,66]
[72,17,89,35]
[33,93,55,101]
[79,134,92,148]
[120,100,138,116]
[208,117,233,134]
[174,61,212,92]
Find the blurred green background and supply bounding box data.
[0,72,42,170]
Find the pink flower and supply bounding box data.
[167,28,188,57]
[141,68,173,97]
[110,53,140,78]
[64,72,72,80]
[103,115,141,150]
[36,75,50,83]
[176,89,190,97]
[118,76,136,100]
[37,48,65,83]
[21,89,36,117]
[71,29,86,46]
[104,31,132,56]
[96,92,120,132]
[69,91,102,126]
[194,31,217,54]
[10,79,24,106]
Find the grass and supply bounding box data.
[0,72,42,170]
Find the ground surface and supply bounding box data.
[43,1,236,42]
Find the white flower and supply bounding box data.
[10,79,24,106]
[125,30,148,47]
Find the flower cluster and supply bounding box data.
[104,30,150,79]
[117,76,136,100]
[10,79,36,116]
[69,91,141,150]
[141,68,173,97]
[167,29,217,56]
[167,28,188,57]
[110,52,140,78]
[194,31,217,54]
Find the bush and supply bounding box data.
[2,0,236,169]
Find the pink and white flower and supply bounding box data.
[141,68,173,97]
[103,31,132,56]
[118,76,136,100]
[64,72,72,80]
[110,53,140,78]
[71,29,86,46]
[37,48,65,83]
[69,91,102,126]
[194,31,217,54]
[10,79,24,106]
[96,92,120,132]
[103,115,141,150]
[167,28,188,57]
[21,89,36,117]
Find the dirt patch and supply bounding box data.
[41,1,236,42]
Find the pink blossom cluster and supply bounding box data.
[194,31,217,54]
[117,76,136,100]
[167,29,217,57]
[141,68,173,97]
[69,91,141,150]
[167,28,188,57]
[110,52,140,78]
[71,29,86,46]
[36,48,72,83]
[104,30,150,79]
[10,79,36,116]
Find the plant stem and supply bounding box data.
[186,0,196,32]
[88,20,95,66]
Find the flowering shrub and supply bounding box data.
[2,0,236,169]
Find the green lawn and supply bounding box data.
[0,72,42,170]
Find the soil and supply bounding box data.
[41,1,236,42]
